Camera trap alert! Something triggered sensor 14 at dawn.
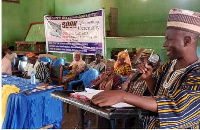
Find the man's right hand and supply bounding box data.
[137,59,153,80]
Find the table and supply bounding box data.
[15,41,45,55]
[51,90,156,129]
[2,73,63,129]
[13,51,45,56]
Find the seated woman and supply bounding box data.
[87,52,106,73]
[114,50,132,78]
[89,60,122,90]
[62,51,86,89]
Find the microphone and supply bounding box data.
[130,54,160,82]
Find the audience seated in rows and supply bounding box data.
[114,50,132,78]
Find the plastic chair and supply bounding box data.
[12,56,25,71]
[68,69,100,91]
[50,58,66,85]
[122,78,127,83]
[78,63,87,79]
[52,58,66,66]
[12,60,28,77]
[20,56,28,61]
[12,57,19,71]
[67,69,100,113]
[49,65,63,85]
[62,70,70,76]
[13,57,20,66]
[40,57,53,65]
[18,60,28,72]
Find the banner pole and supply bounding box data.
[44,15,49,55]
[102,9,106,59]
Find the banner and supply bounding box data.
[44,10,105,55]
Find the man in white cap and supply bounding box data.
[92,8,200,129]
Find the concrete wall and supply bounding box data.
[53,0,200,63]
[116,0,200,36]
[2,0,200,63]
[2,0,55,48]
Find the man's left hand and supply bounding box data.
[91,90,125,107]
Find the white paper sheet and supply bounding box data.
[111,102,134,108]
[76,88,134,108]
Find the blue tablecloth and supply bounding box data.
[2,74,63,129]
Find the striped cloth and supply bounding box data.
[35,62,50,83]
[126,80,147,96]
[146,59,200,129]
[167,8,200,34]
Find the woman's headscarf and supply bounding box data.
[114,49,131,69]
[26,52,36,58]
[70,51,85,68]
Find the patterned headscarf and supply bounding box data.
[114,49,131,69]
[167,8,200,34]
